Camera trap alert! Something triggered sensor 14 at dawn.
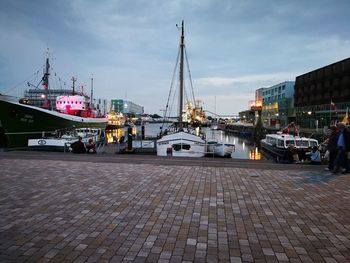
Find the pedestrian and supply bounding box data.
[324,126,338,171]
[278,144,294,164]
[333,122,350,173]
[86,138,96,153]
[71,136,86,153]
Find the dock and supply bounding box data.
[0,151,349,262]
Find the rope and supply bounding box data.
[161,46,180,130]
[184,48,196,106]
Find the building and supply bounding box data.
[239,109,255,123]
[24,89,72,110]
[110,99,144,116]
[249,88,264,125]
[93,98,108,116]
[261,81,295,128]
[25,88,108,115]
[294,57,350,130]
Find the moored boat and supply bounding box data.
[156,21,206,157]
[28,127,105,152]
[261,133,318,159]
[0,56,107,148]
[157,131,206,157]
[207,139,235,157]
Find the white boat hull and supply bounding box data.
[28,138,78,151]
[157,131,206,157]
[28,128,105,151]
[207,142,235,157]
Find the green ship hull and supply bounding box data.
[0,95,108,148]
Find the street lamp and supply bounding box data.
[307,111,312,130]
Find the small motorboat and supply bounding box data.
[207,139,235,157]
[28,128,105,152]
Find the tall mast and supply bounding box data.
[42,53,50,109]
[71,76,77,94]
[179,20,185,130]
[90,76,94,108]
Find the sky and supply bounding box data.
[0,0,349,115]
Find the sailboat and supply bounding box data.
[0,54,108,148]
[156,21,206,157]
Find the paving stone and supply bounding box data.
[0,158,349,262]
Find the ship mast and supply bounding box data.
[42,53,50,109]
[90,76,94,109]
[179,20,185,131]
[71,77,77,95]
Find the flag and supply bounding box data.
[331,100,336,110]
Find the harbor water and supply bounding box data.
[106,123,265,160]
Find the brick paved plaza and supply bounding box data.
[0,156,349,262]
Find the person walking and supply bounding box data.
[333,122,350,173]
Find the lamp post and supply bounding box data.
[307,111,312,130]
[275,113,279,129]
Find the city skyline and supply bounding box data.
[0,0,349,115]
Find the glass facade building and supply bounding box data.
[110,99,144,116]
[261,81,295,128]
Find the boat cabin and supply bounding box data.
[56,95,97,117]
[265,134,318,149]
[56,95,86,111]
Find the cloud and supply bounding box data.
[0,0,349,114]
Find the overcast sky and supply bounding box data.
[0,0,349,115]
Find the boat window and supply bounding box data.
[172,144,191,151]
[295,140,308,147]
[285,140,295,146]
[277,139,284,147]
[267,137,276,145]
[309,141,318,147]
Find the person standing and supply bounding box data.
[325,126,338,171]
[333,123,350,173]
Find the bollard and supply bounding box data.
[127,127,132,151]
[141,125,145,140]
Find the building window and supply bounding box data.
[282,85,285,90]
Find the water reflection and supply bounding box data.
[106,128,124,143]
[204,127,264,159]
[106,123,266,160]
[249,147,262,160]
